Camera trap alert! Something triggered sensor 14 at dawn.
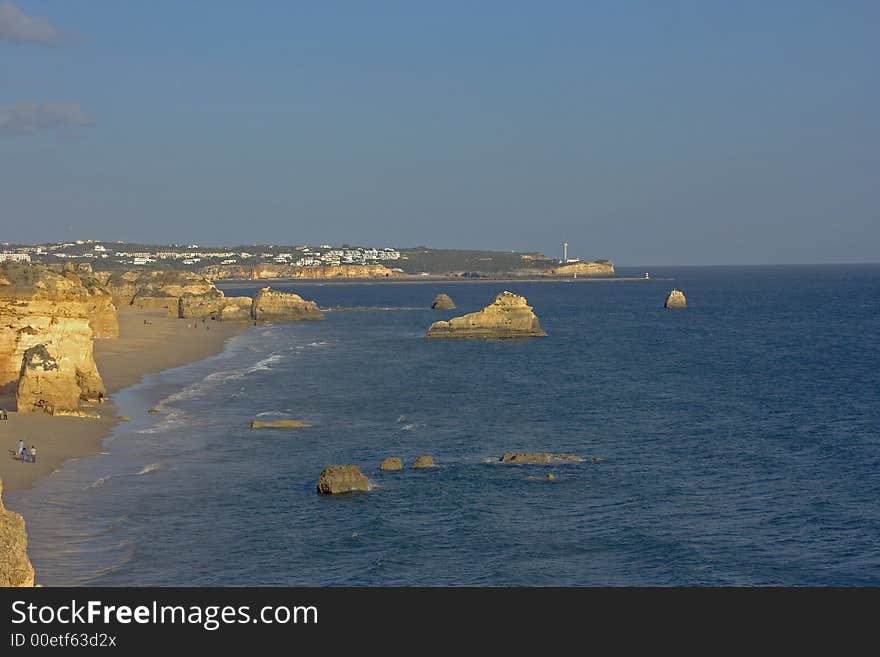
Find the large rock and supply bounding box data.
[0,265,107,407]
[665,290,687,309]
[317,465,371,494]
[500,452,582,464]
[57,265,119,338]
[380,457,403,471]
[0,479,35,587]
[178,294,252,320]
[412,455,435,468]
[427,291,546,338]
[252,287,324,322]
[16,343,104,415]
[430,293,456,310]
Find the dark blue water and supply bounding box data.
[9,265,880,585]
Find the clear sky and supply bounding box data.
[1,1,877,265]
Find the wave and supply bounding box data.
[87,475,112,489]
[400,424,418,431]
[136,462,164,475]
[396,415,407,423]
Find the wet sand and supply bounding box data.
[0,308,247,493]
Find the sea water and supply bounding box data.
[8,265,880,585]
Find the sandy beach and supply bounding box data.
[0,308,247,493]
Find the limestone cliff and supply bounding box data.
[0,479,35,587]
[56,265,119,338]
[100,270,219,315]
[427,291,546,338]
[547,261,615,276]
[178,295,252,320]
[0,265,106,408]
[201,263,404,280]
[251,287,324,321]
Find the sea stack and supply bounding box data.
[251,287,324,321]
[430,293,456,310]
[316,465,371,494]
[412,455,435,468]
[665,289,687,309]
[426,291,546,338]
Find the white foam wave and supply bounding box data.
[87,475,112,489]
[400,424,417,431]
[136,462,164,475]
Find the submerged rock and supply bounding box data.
[500,452,582,464]
[412,455,435,468]
[665,289,687,309]
[426,291,546,339]
[380,457,403,471]
[250,419,311,429]
[430,293,456,310]
[317,465,371,494]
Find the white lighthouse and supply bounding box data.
[562,241,568,263]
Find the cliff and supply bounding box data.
[251,288,324,321]
[547,261,615,276]
[200,264,404,281]
[427,291,546,338]
[0,479,35,587]
[0,264,106,409]
[99,270,220,316]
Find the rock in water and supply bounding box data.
[430,293,456,310]
[250,419,311,429]
[380,457,403,471]
[500,452,582,464]
[413,455,435,468]
[426,291,546,338]
[317,465,371,494]
[0,479,35,587]
[665,289,687,309]
[251,287,324,322]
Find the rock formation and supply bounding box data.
[0,265,106,410]
[178,295,252,320]
[500,452,582,464]
[317,465,371,494]
[665,289,687,309]
[250,419,311,429]
[427,291,546,339]
[201,263,404,281]
[100,270,220,316]
[430,293,456,310]
[548,261,615,276]
[0,478,35,587]
[54,264,119,338]
[380,457,403,471]
[251,288,324,322]
[412,455,435,468]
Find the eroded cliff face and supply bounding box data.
[251,288,324,321]
[0,265,106,409]
[0,479,35,588]
[427,291,546,338]
[100,270,220,315]
[201,264,404,280]
[178,295,252,320]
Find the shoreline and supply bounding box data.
[0,308,248,495]
[215,275,661,289]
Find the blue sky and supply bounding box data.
[1,1,877,264]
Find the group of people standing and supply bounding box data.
[17,439,36,464]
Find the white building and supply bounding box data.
[0,252,31,263]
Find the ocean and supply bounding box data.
[8,265,880,586]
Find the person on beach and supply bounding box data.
[30,446,37,464]
[18,439,25,461]
[1,408,7,420]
